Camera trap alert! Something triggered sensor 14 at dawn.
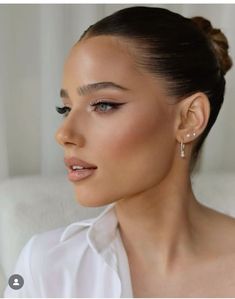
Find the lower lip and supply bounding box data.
[67,168,97,182]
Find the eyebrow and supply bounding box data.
[60,81,130,99]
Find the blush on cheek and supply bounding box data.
[107,109,167,157]
[101,107,174,189]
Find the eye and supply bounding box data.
[55,100,125,118]
[90,100,125,113]
[55,106,71,118]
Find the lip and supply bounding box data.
[67,168,96,182]
[64,157,97,170]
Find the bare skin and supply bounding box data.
[55,35,235,297]
[118,205,235,297]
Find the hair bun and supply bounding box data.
[191,16,233,75]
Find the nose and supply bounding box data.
[55,121,84,147]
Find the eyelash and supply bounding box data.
[55,100,124,117]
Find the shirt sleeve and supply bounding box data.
[3,235,40,298]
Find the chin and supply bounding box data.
[73,194,113,208]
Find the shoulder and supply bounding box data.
[4,218,98,297]
[195,205,235,294]
[201,204,235,256]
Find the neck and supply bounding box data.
[114,167,205,277]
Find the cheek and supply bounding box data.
[73,106,175,207]
[101,106,175,180]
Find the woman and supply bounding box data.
[4,6,234,298]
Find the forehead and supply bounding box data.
[62,35,170,106]
[63,35,146,84]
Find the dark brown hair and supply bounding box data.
[78,6,233,173]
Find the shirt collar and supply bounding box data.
[60,202,118,254]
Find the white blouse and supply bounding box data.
[3,202,134,298]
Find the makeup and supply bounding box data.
[68,168,96,182]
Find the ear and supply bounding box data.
[175,92,210,143]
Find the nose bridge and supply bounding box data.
[55,110,84,146]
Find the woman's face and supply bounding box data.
[55,35,178,207]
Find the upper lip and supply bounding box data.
[64,157,97,169]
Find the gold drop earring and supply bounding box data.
[180,132,196,158]
[180,141,185,158]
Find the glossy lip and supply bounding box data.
[68,168,96,182]
[64,157,97,170]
